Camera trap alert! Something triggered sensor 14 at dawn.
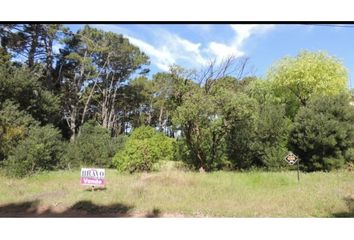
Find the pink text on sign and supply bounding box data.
[80,168,105,187]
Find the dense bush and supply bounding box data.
[5,125,64,177]
[113,126,174,173]
[290,93,354,171]
[252,103,292,170]
[224,93,259,170]
[62,121,125,169]
[0,100,38,162]
[225,97,291,170]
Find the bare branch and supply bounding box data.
[196,55,251,94]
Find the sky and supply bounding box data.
[67,24,354,87]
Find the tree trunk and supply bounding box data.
[158,105,164,131]
[45,37,54,90]
[147,101,153,126]
[28,26,39,68]
[69,105,77,142]
[184,122,206,171]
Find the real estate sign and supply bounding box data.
[80,168,105,187]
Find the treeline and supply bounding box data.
[1,24,354,177]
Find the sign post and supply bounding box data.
[80,168,106,190]
[284,152,300,182]
[297,158,300,182]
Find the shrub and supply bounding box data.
[290,93,354,171]
[113,126,174,173]
[5,125,64,177]
[252,103,292,170]
[62,121,125,169]
[0,100,38,162]
[222,92,292,170]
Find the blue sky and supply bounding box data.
[67,24,354,87]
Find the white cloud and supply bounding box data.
[161,32,208,66]
[127,36,175,71]
[127,29,209,71]
[92,24,275,72]
[92,24,207,71]
[207,24,274,62]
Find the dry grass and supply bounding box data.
[0,169,353,217]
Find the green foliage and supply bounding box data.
[113,126,174,173]
[0,100,38,162]
[173,88,228,170]
[58,25,149,138]
[129,125,157,139]
[246,80,291,169]
[290,93,354,171]
[62,121,125,169]
[344,148,354,163]
[0,47,11,65]
[2,25,354,176]
[251,103,292,170]
[174,78,292,171]
[222,92,259,170]
[5,125,64,177]
[268,51,348,117]
[0,64,59,124]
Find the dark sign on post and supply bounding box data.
[284,152,298,165]
[285,152,300,182]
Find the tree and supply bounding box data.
[0,24,70,91]
[172,59,256,171]
[0,64,60,124]
[58,26,149,140]
[124,76,154,128]
[0,24,16,65]
[173,87,228,170]
[290,93,354,171]
[57,27,98,141]
[89,27,149,134]
[2,24,64,69]
[268,51,348,117]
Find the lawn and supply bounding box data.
[0,169,353,217]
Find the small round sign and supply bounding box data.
[285,151,298,165]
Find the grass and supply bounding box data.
[0,169,353,217]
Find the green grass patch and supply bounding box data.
[0,169,353,217]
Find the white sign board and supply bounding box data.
[80,168,105,187]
